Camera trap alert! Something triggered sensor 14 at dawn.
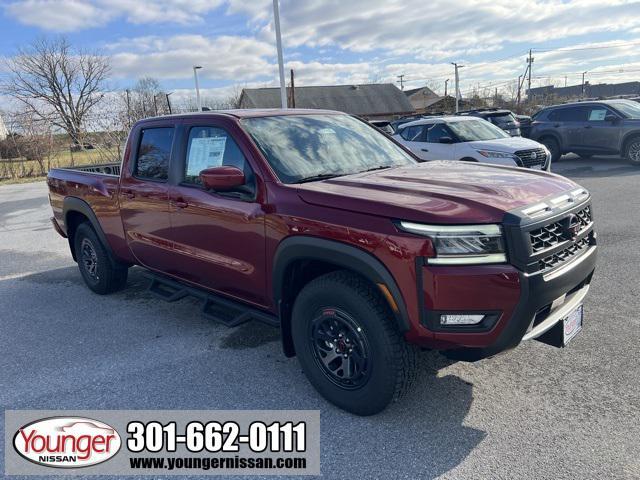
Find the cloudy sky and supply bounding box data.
[2,0,640,102]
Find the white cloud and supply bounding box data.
[5,0,111,32]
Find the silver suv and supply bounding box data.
[528,99,640,165]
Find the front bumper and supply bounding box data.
[407,244,596,360]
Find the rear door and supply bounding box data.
[397,125,430,159]
[548,106,589,150]
[119,123,176,272]
[166,120,268,307]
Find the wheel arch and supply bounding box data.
[273,236,411,357]
[621,131,640,154]
[63,197,116,264]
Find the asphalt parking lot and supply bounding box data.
[1,156,639,479]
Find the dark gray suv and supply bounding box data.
[528,99,640,165]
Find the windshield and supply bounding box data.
[448,119,510,142]
[610,100,640,119]
[241,114,415,184]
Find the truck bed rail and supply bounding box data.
[57,163,121,176]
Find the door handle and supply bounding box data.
[121,190,135,199]
[553,124,561,128]
[171,199,189,209]
[421,148,429,152]
[584,125,592,129]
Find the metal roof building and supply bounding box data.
[238,83,415,120]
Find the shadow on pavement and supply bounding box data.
[4,265,484,479]
[552,155,640,179]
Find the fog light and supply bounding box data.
[440,314,485,325]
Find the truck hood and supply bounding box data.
[295,161,578,224]
[465,135,544,152]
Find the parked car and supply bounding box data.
[47,109,596,415]
[393,116,551,170]
[528,99,640,164]
[515,114,533,137]
[369,120,395,135]
[456,108,522,136]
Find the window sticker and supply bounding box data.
[187,136,227,176]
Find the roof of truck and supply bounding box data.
[140,108,345,122]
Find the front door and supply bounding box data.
[119,124,175,272]
[166,122,267,308]
[580,106,622,154]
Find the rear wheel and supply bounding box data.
[624,136,640,166]
[74,223,128,294]
[540,137,561,162]
[291,271,418,415]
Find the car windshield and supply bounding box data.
[610,100,640,119]
[447,119,510,142]
[241,114,416,184]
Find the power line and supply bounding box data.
[532,41,640,53]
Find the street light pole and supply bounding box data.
[193,65,203,112]
[451,62,464,112]
[273,0,287,109]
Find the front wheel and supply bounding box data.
[291,271,418,415]
[540,137,561,162]
[625,137,640,166]
[74,223,128,294]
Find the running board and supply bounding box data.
[144,272,279,328]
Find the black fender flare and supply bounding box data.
[621,131,640,154]
[62,197,117,263]
[536,131,563,150]
[273,236,411,356]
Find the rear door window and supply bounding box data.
[548,107,589,122]
[400,125,425,141]
[135,127,174,181]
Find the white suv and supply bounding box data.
[393,116,551,170]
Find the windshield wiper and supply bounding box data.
[360,165,394,173]
[294,173,346,184]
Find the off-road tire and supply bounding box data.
[291,270,418,415]
[74,223,128,294]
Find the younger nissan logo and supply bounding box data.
[13,417,121,468]
[561,214,581,240]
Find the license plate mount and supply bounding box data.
[534,304,583,348]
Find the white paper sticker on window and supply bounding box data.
[187,136,227,176]
[589,109,607,121]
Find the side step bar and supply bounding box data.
[144,272,279,328]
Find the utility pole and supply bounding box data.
[193,65,203,111]
[451,63,464,112]
[581,71,587,99]
[444,78,449,97]
[153,94,158,116]
[396,74,405,90]
[289,69,295,108]
[166,92,173,114]
[517,75,522,107]
[273,0,287,109]
[527,49,534,101]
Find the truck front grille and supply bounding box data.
[515,148,547,168]
[529,205,592,253]
[538,235,591,271]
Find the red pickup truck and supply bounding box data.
[48,109,597,415]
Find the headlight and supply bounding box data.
[476,150,519,159]
[398,222,506,265]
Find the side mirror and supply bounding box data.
[605,114,619,124]
[439,136,454,144]
[199,166,245,191]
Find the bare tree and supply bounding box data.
[3,37,110,146]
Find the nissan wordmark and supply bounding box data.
[47,109,597,415]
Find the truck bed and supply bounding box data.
[55,162,121,176]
